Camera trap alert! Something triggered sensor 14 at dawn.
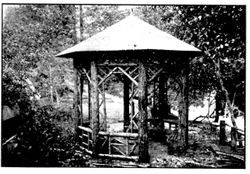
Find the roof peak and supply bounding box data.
[56,14,201,58]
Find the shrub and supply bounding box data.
[2,104,88,167]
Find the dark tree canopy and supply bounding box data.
[177,5,245,111]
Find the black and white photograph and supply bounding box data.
[1,1,246,169]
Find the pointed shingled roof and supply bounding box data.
[56,15,201,58]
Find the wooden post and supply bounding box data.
[164,77,170,117]
[131,101,135,116]
[153,81,156,108]
[102,84,107,131]
[130,101,135,132]
[178,60,189,150]
[238,133,243,148]
[219,120,226,145]
[215,90,225,122]
[158,73,167,130]
[123,76,130,132]
[108,135,111,154]
[138,61,149,162]
[231,127,237,151]
[184,66,189,148]
[129,82,135,133]
[90,60,99,157]
[80,76,84,123]
[126,137,129,156]
[73,59,82,136]
[88,80,91,123]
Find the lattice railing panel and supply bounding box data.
[78,126,93,155]
[98,131,139,160]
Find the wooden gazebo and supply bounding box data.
[56,15,201,162]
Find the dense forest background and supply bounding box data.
[1,5,245,167]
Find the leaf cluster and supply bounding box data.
[2,105,88,167]
[176,5,245,109]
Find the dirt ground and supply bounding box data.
[60,90,245,168]
[85,123,245,168]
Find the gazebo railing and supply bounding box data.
[78,126,93,155]
[98,131,139,160]
[78,126,139,160]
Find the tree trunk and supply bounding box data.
[158,73,168,130]
[88,80,91,122]
[102,84,107,131]
[123,76,130,132]
[215,91,220,123]
[215,89,226,122]
[49,64,53,105]
[231,127,237,151]
[73,5,82,136]
[177,61,189,150]
[214,58,237,128]
[55,88,60,107]
[73,59,82,137]
[219,120,226,145]
[80,77,84,121]
[90,61,99,157]
[138,61,149,162]
[75,5,81,43]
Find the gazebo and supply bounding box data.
[56,15,201,162]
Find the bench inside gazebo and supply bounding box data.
[56,15,201,162]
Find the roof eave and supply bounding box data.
[55,49,203,59]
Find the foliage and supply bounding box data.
[3,5,75,104]
[135,5,245,111]
[80,5,128,40]
[2,72,34,117]
[175,5,246,110]
[134,6,180,35]
[3,5,72,74]
[2,5,129,105]
[2,105,89,167]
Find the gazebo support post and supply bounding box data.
[80,77,84,122]
[88,80,91,123]
[102,84,107,131]
[158,73,167,130]
[73,59,82,136]
[153,80,156,108]
[138,61,149,162]
[123,76,130,132]
[90,60,99,157]
[163,76,170,116]
[178,59,189,150]
[184,66,189,148]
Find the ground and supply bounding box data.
[84,139,244,168]
[74,91,245,168]
[2,91,244,167]
[82,130,245,168]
